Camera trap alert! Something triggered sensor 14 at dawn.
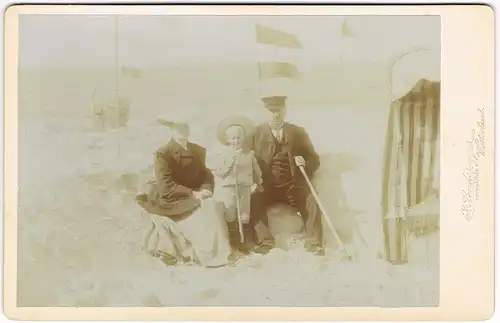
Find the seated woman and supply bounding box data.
[136,115,231,268]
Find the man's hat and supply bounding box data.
[262,96,287,111]
[216,115,256,146]
[157,113,190,127]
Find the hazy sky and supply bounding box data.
[18,15,440,68]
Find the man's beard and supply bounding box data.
[270,119,284,129]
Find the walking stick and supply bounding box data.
[298,165,352,260]
[233,164,245,244]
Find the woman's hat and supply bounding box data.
[216,115,256,146]
[157,113,191,127]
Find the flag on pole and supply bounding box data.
[254,24,303,97]
[257,62,300,80]
[255,24,303,49]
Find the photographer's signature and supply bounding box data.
[461,107,486,221]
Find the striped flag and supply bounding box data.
[381,79,440,264]
[257,62,300,80]
[254,24,303,95]
[255,24,303,49]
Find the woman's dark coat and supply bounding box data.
[137,139,214,218]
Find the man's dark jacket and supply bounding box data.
[250,122,320,184]
[137,139,214,218]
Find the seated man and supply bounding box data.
[249,96,323,255]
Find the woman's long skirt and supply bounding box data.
[142,198,231,267]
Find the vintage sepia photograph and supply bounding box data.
[13,12,443,308]
[4,3,496,320]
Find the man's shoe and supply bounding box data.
[238,244,252,255]
[308,245,325,256]
[253,240,274,255]
[160,253,179,266]
[135,193,148,203]
[228,250,246,264]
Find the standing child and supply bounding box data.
[213,116,263,259]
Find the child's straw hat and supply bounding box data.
[216,115,256,146]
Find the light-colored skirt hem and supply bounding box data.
[142,198,232,267]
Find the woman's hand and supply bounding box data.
[193,190,204,200]
[200,189,213,199]
[193,189,212,200]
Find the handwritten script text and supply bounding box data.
[461,107,486,221]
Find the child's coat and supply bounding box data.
[213,147,263,223]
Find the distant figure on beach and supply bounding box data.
[136,114,231,268]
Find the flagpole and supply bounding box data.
[339,19,346,104]
[339,33,344,104]
[115,15,121,158]
[252,18,262,116]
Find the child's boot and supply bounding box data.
[227,221,245,262]
[238,223,255,255]
[227,221,240,249]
